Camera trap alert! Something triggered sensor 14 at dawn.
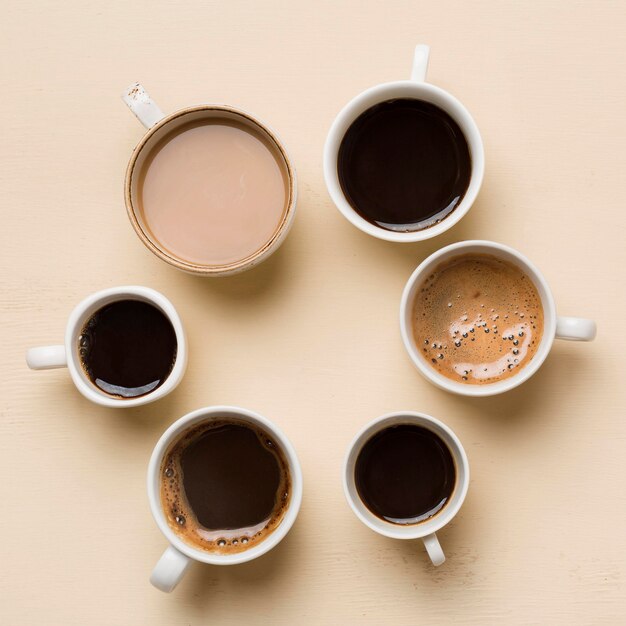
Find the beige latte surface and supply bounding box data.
[0,1,624,624]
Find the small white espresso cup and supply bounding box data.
[323,44,484,242]
[400,240,597,396]
[26,286,187,408]
[147,406,303,593]
[343,411,469,566]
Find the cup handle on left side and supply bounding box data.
[410,44,430,82]
[26,345,67,370]
[122,83,166,129]
[422,532,445,566]
[150,545,192,593]
[555,316,597,341]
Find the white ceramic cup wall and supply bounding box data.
[400,240,597,396]
[147,406,303,593]
[26,286,187,408]
[323,44,484,242]
[343,411,469,566]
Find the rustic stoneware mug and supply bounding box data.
[122,84,297,276]
[323,44,484,242]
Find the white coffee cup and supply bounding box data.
[147,406,303,592]
[400,240,597,396]
[343,411,469,566]
[26,286,187,408]
[323,44,484,242]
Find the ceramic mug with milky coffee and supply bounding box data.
[122,84,297,276]
[400,240,597,397]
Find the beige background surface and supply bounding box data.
[1,1,625,624]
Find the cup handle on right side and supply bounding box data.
[556,316,597,341]
[422,532,445,566]
[150,545,192,593]
[411,44,430,82]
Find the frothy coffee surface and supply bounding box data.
[412,254,544,384]
[138,119,289,267]
[160,420,291,555]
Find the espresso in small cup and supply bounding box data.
[338,99,471,232]
[412,253,545,385]
[355,424,455,525]
[160,419,291,555]
[26,286,187,408]
[343,412,469,566]
[79,300,177,398]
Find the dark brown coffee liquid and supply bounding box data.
[355,424,455,524]
[160,420,291,555]
[337,99,471,232]
[78,300,177,398]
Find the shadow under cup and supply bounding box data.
[125,106,296,276]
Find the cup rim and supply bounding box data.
[124,104,297,276]
[323,80,484,242]
[399,240,557,396]
[343,411,469,539]
[147,405,303,566]
[64,286,187,408]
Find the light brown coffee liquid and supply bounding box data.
[137,119,289,267]
[160,419,291,555]
[412,254,544,385]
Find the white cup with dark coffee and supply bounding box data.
[122,84,297,276]
[324,44,484,242]
[344,411,469,566]
[400,240,597,396]
[147,406,303,592]
[26,286,187,407]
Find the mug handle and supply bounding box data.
[26,345,67,370]
[122,83,166,130]
[150,545,192,593]
[555,316,597,341]
[411,44,430,82]
[422,532,445,566]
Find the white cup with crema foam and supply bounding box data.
[147,406,303,593]
[400,240,597,396]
